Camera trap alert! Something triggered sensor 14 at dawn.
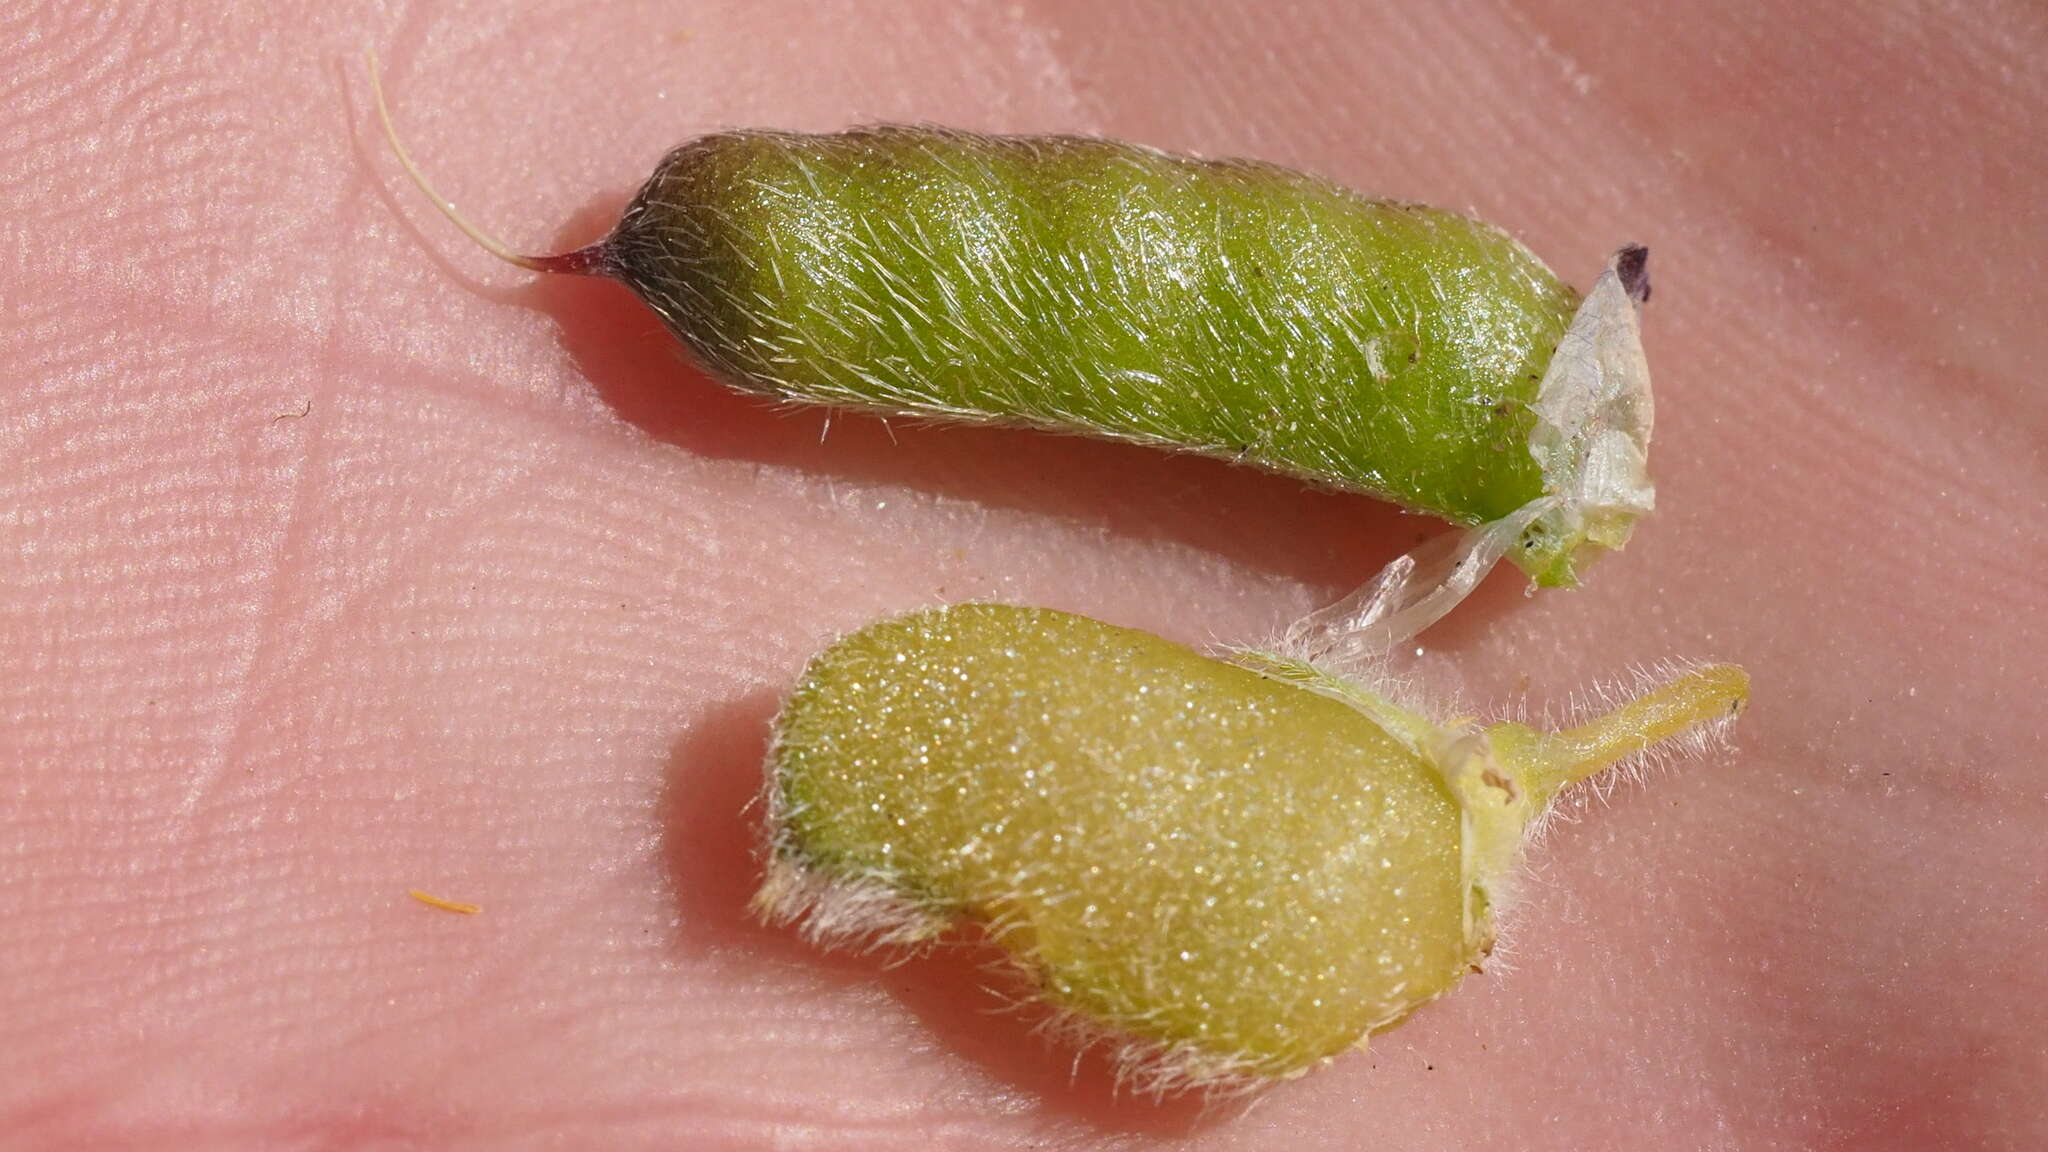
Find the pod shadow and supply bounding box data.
[659,690,1240,1137]
[509,195,1451,601]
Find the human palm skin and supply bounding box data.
[4,1,2044,1148]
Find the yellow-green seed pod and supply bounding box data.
[370,61,1654,593]
[757,603,1747,1091]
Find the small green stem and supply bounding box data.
[1526,665,1749,800]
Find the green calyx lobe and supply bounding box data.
[759,604,1748,1083]
[607,129,1592,581]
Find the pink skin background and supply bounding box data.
[4,1,2044,1148]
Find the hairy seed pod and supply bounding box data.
[371,61,1653,591]
[756,603,1747,1092]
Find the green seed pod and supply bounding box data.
[371,61,1653,593]
[757,603,1747,1092]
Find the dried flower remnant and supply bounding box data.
[408,889,482,916]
